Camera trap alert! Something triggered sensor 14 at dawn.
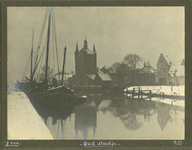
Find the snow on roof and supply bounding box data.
[100,66,110,73]
[86,74,96,80]
[164,55,172,64]
[169,65,185,76]
[176,65,185,76]
[98,69,104,74]
[101,65,109,70]
[169,65,176,72]
[97,73,112,81]
[54,73,73,80]
[158,54,172,66]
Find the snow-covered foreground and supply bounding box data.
[8,91,53,139]
[124,85,185,96]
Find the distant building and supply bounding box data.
[124,61,157,86]
[74,38,97,85]
[94,73,112,89]
[157,54,184,85]
[70,39,124,94]
[99,66,124,87]
[100,66,110,74]
[139,61,157,85]
[157,54,172,85]
[181,59,185,65]
[169,60,185,85]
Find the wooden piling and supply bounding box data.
[132,88,135,99]
[150,90,151,100]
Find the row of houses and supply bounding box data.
[66,39,184,92]
[124,54,185,86]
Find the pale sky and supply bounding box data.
[7,7,184,83]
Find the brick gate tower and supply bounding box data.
[74,39,97,84]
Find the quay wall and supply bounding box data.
[7,91,53,140]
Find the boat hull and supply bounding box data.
[27,86,86,107]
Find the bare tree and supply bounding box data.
[110,62,130,74]
[123,54,142,70]
[123,54,142,85]
[109,54,142,86]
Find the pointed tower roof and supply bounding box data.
[79,38,95,55]
[76,42,78,51]
[84,38,88,49]
[93,44,96,52]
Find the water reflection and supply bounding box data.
[156,101,184,131]
[33,104,74,139]
[31,95,184,140]
[156,102,171,131]
[75,102,97,139]
[109,98,156,130]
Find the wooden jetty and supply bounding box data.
[124,88,184,100]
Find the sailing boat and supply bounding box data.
[18,7,86,106]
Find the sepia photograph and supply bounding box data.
[6,5,185,146]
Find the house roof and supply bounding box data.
[97,73,112,81]
[142,66,156,73]
[97,69,104,74]
[164,55,172,65]
[158,54,172,66]
[54,73,73,80]
[169,65,185,77]
[101,65,109,70]
[86,74,96,80]
[100,66,110,73]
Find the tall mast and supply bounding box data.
[30,27,34,83]
[62,46,67,85]
[45,7,52,85]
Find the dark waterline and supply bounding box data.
[32,95,185,140]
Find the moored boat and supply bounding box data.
[19,7,87,106]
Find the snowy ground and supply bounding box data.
[124,85,185,107]
[7,91,53,140]
[124,85,185,96]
